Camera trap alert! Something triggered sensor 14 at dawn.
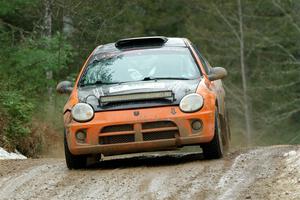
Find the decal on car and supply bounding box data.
[109,82,166,93]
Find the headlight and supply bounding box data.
[179,93,204,113]
[71,103,94,122]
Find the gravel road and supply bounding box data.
[0,145,300,200]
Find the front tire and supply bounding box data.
[202,108,224,159]
[64,131,87,169]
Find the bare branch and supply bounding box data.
[0,19,30,34]
[269,108,300,123]
[212,3,241,42]
[250,80,300,90]
[272,0,300,34]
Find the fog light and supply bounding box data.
[76,130,86,142]
[191,120,202,131]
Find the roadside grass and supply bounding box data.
[0,93,67,158]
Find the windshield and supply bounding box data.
[79,47,201,86]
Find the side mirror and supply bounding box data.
[56,81,73,94]
[208,67,227,81]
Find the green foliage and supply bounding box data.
[0,0,73,154]
[0,31,73,153]
[0,91,33,148]
[0,0,37,16]
[1,33,73,95]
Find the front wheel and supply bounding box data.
[201,108,224,159]
[64,131,87,169]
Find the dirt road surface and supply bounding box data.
[0,145,300,200]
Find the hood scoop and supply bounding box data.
[99,90,175,106]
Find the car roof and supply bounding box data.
[94,37,188,55]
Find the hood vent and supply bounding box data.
[115,36,168,49]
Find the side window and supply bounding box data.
[192,44,211,74]
[203,57,213,71]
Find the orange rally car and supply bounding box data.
[57,36,230,169]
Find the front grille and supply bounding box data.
[101,124,133,133]
[142,121,176,129]
[99,134,134,145]
[143,131,177,141]
[99,120,178,145]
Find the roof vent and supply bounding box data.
[115,36,168,49]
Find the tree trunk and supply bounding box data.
[237,0,251,145]
[43,0,52,37]
[43,0,55,125]
[43,0,53,100]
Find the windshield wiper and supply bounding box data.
[79,80,119,87]
[141,76,191,81]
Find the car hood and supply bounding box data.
[77,79,200,111]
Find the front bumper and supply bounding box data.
[65,106,215,156]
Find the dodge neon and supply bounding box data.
[56,36,230,169]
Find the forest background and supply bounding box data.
[0,0,299,156]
